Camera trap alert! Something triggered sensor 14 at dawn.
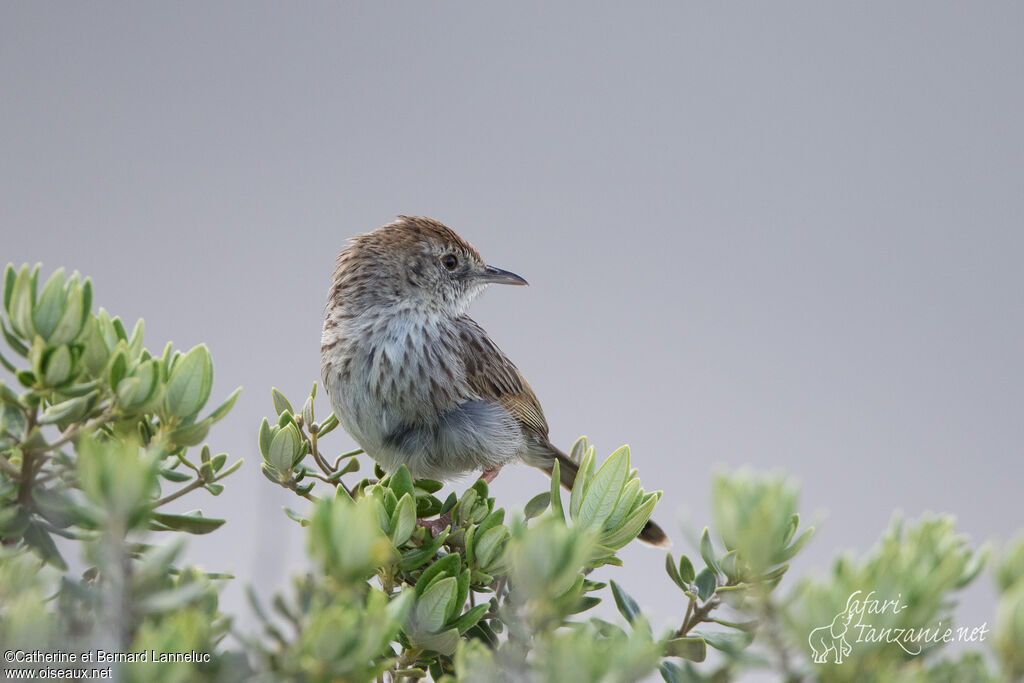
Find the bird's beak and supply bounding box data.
[480,264,529,286]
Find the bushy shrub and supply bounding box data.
[2,264,1020,682]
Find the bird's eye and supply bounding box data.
[441,254,458,271]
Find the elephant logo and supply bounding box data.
[808,592,860,664]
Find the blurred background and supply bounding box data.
[3,1,1021,646]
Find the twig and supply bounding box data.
[43,407,116,452]
[677,594,720,637]
[760,594,802,683]
[152,479,205,508]
[307,427,353,498]
[333,448,364,471]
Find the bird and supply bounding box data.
[320,215,668,546]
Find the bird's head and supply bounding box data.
[334,216,527,316]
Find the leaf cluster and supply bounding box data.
[0,264,244,680]
[3,262,1018,683]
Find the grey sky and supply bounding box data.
[3,0,1021,662]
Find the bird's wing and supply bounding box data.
[456,318,550,438]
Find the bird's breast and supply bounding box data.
[321,310,469,446]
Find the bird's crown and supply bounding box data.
[356,215,483,263]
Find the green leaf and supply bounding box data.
[415,479,444,494]
[411,628,460,656]
[164,344,213,419]
[600,491,659,549]
[439,492,457,517]
[0,318,28,357]
[215,458,243,480]
[125,318,144,358]
[415,494,441,518]
[258,418,272,457]
[782,513,799,546]
[160,468,192,483]
[610,580,641,624]
[568,449,595,521]
[151,512,226,535]
[49,275,86,344]
[449,568,470,623]
[568,596,602,614]
[130,359,160,407]
[414,576,457,634]
[659,662,686,683]
[779,527,813,562]
[271,387,292,416]
[28,334,45,377]
[283,507,310,526]
[2,264,15,313]
[576,445,630,530]
[168,418,213,447]
[140,582,210,613]
[710,617,760,632]
[524,492,550,520]
[397,530,449,571]
[692,629,754,653]
[77,319,108,376]
[700,528,720,575]
[666,553,686,590]
[957,545,988,589]
[550,459,565,521]
[569,435,587,463]
[208,387,241,424]
[678,554,696,583]
[665,637,707,662]
[267,424,300,472]
[605,477,641,530]
[695,567,717,601]
[39,393,93,425]
[0,381,22,406]
[23,522,68,570]
[79,278,92,336]
[110,316,127,342]
[260,463,281,484]
[453,603,489,634]
[389,464,414,502]
[301,395,314,427]
[210,452,227,472]
[719,550,739,582]
[107,349,127,392]
[416,552,461,597]
[390,493,416,546]
[0,348,16,373]
[473,525,509,570]
[137,538,186,579]
[758,563,789,591]
[317,412,339,436]
[455,488,478,526]
[116,376,141,406]
[32,268,66,340]
[8,264,38,338]
[43,345,73,386]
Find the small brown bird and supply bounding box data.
[321,216,668,546]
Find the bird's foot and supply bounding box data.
[479,466,503,484]
[418,510,451,537]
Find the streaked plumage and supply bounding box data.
[321,216,667,546]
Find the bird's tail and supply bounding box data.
[533,442,670,548]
